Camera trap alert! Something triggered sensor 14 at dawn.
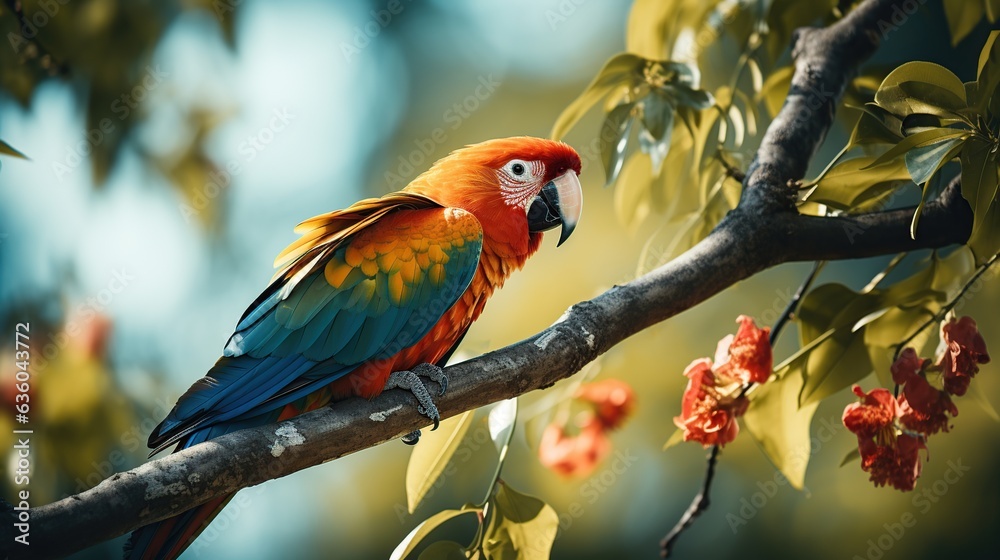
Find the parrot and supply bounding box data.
[124,136,583,559]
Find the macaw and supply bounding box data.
[124,137,583,559]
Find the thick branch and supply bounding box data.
[17,0,974,558]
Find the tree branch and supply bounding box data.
[16,0,975,557]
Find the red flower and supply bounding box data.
[937,316,990,396]
[842,385,898,439]
[575,379,635,430]
[843,385,926,491]
[714,315,773,384]
[673,358,749,448]
[857,434,926,492]
[898,373,958,435]
[890,348,927,385]
[538,416,611,478]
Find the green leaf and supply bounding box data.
[669,83,715,110]
[613,153,653,227]
[757,65,794,118]
[662,428,684,450]
[864,128,970,169]
[488,399,518,456]
[641,90,676,141]
[551,53,645,140]
[969,30,1000,116]
[600,102,636,186]
[943,0,985,46]
[743,370,818,489]
[483,484,559,560]
[905,136,965,186]
[840,447,861,467]
[748,57,763,94]
[988,0,1000,21]
[406,411,475,513]
[392,508,480,560]
[874,62,968,117]
[905,137,967,237]
[847,103,904,149]
[0,139,28,159]
[960,136,1000,263]
[810,156,912,210]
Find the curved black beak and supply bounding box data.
[526,170,583,246]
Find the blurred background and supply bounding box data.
[0,0,998,558]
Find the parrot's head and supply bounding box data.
[407,136,583,256]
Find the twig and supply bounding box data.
[660,259,823,556]
[770,260,825,345]
[660,445,719,557]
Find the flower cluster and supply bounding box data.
[538,379,635,477]
[673,316,772,448]
[843,316,989,491]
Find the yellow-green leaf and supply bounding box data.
[743,371,818,489]
[810,156,911,210]
[988,0,1000,21]
[796,284,883,406]
[865,128,970,169]
[483,483,559,560]
[905,137,967,236]
[418,541,469,560]
[663,428,684,450]
[943,0,985,46]
[874,61,968,117]
[551,53,645,140]
[0,139,28,159]
[614,153,654,227]
[406,411,475,513]
[840,447,861,467]
[960,136,1000,263]
[488,398,518,455]
[392,508,479,560]
[757,65,794,118]
[847,103,904,148]
[969,30,1000,115]
[601,102,636,186]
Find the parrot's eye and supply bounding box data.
[501,159,539,183]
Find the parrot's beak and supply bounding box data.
[527,170,583,246]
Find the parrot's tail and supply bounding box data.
[123,494,233,560]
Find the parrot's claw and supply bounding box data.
[412,363,448,396]
[402,430,421,445]
[386,365,446,444]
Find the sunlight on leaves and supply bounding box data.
[744,369,818,490]
[483,483,559,560]
[406,411,475,513]
[391,507,479,560]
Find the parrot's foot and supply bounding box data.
[386,364,448,445]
